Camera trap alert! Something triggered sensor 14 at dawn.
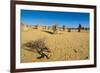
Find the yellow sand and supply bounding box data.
[21,28,89,63]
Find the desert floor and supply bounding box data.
[21,29,89,63]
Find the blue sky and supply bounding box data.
[21,9,90,28]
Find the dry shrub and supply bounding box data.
[24,38,49,51]
[33,25,38,29]
[62,25,66,31]
[23,38,51,59]
[78,24,82,32]
[32,38,46,50]
[52,24,57,33]
[68,28,71,32]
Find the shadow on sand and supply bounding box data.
[42,30,54,34]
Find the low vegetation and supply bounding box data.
[23,38,51,59]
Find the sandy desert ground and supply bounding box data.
[21,26,89,63]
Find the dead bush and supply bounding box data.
[23,38,51,59]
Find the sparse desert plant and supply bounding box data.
[52,24,57,33]
[42,26,46,30]
[44,26,46,30]
[48,26,51,30]
[58,27,61,31]
[84,27,89,31]
[68,28,71,32]
[33,25,38,29]
[23,38,50,59]
[62,25,66,31]
[81,26,85,30]
[78,24,82,32]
